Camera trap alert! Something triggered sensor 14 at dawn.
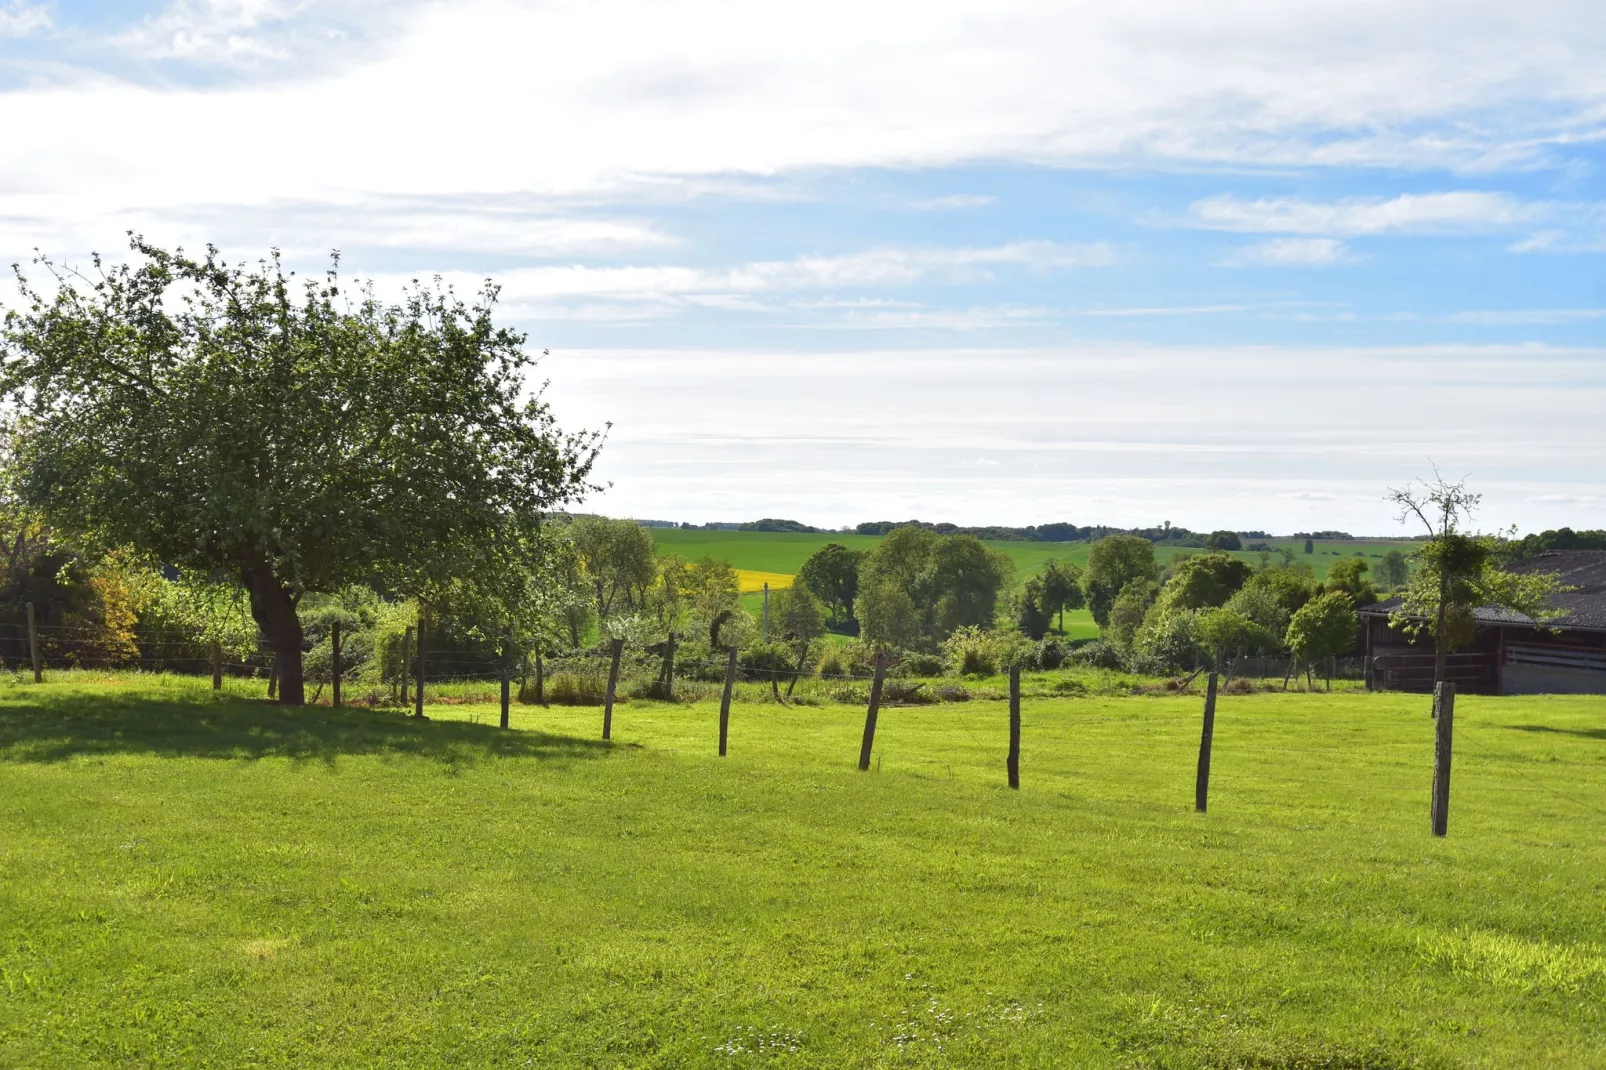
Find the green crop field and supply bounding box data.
[3,677,1603,1067]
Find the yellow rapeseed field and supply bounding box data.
[733,569,793,594]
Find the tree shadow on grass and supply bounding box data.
[1502,724,1606,742]
[0,690,619,765]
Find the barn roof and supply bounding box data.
[1360,550,1606,632]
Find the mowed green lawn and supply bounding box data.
[3,679,1603,1068]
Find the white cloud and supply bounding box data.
[1,0,1604,250]
[910,195,996,211]
[1449,308,1606,325]
[1182,192,1549,236]
[0,1,48,37]
[795,304,1055,330]
[432,241,1114,306]
[1217,237,1355,267]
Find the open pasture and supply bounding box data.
[2,677,1603,1067]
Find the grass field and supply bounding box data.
[3,676,1603,1067]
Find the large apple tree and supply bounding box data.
[1,238,601,704]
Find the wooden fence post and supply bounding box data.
[413,616,425,718]
[500,631,512,730]
[602,636,624,740]
[535,652,544,705]
[1007,663,1021,789]
[211,641,223,691]
[1195,671,1218,813]
[400,625,413,706]
[26,601,41,683]
[719,646,737,756]
[331,621,342,708]
[1431,682,1455,837]
[858,652,887,771]
[762,583,770,638]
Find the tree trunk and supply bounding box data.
[785,642,809,698]
[242,560,304,706]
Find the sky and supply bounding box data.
[1,0,1603,535]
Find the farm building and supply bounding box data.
[1358,550,1606,695]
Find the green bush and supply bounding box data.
[547,671,608,705]
[940,625,1021,677]
[893,651,945,677]
[1070,640,1124,670]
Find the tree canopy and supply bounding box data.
[797,542,862,631]
[1388,473,1564,682]
[1085,535,1156,625]
[0,239,600,704]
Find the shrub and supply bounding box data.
[547,671,607,705]
[1069,640,1124,670]
[894,651,945,677]
[940,625,1020,677]
[881,681,936,705]
[1031,637,1067,670]
[935,685,971,702]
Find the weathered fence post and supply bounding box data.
[1195,671,1219,813]
[858,652,887,771]
[26,601,41,683]
[400,624,413,706]
[602,636,624,740]
[500,631,512,730]
[211,642,223,691]
[1431,682,1455,836]
[331,621,342,708]
[719,645,737,756]
[413,616,425,718]
[762,583,770,639]
[1007,663,1021,789]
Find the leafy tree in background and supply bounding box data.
[1388,474,1564,684]
[771,585,826,696]
[1106,579,1159,649]
[1039,559,1084,633]
[1237,565,1316,620]
[0,240,600,703]
[1085,535,1157,626]
[928,534,1012,636]
[1158,551,1253,611]
[855,526,1010,644]
[797,542,863,632]
[855,577,923,651]
[1195,607,1267,671]
[1285,592,1359,690]
[1205,530,1241,552]
[1324,556,1378,607]
[1303,538,1315,554]
[1015,576,1052,640]
[571,516,656,623]
[1380,549,1409,589]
